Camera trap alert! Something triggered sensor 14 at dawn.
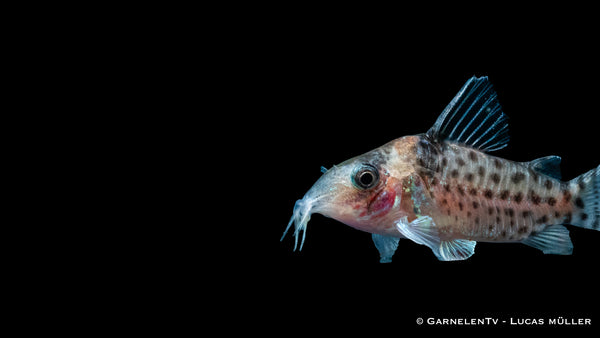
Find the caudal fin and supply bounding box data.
[570,165,600,230]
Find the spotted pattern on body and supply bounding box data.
[415,138,581,242]
[284,76,600,262]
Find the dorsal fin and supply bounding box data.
[527,155,562,180]
[426,76,509,152]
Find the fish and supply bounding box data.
[281,76,600,262]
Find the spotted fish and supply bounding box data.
[282,76,600,262]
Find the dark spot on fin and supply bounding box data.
[425,76,509,152]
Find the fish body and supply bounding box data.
[283,76,600,262]
[413,139,579,243]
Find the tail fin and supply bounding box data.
[570,165,600,230]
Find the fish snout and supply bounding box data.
[281,198,313,251]
[282,165,352,251]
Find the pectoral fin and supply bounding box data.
[371,234,400,263]
[395,216,476,261]
[395,216,438,247]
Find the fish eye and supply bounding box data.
[352,164,379,190]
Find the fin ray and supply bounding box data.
[570,164,600,230]
[427,76,509,152]
[521,225,573,255]
[439,239,476,261]
[395,216,438,247]
[527,156,562,180]
[371,234,400,263]
[395,216,476,261]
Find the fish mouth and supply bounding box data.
[281,194,329,251]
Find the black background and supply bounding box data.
[227,20,600,333]
[16,6,600,335]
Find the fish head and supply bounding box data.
[282,140,415,251]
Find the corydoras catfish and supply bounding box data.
[282,76,600,262]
